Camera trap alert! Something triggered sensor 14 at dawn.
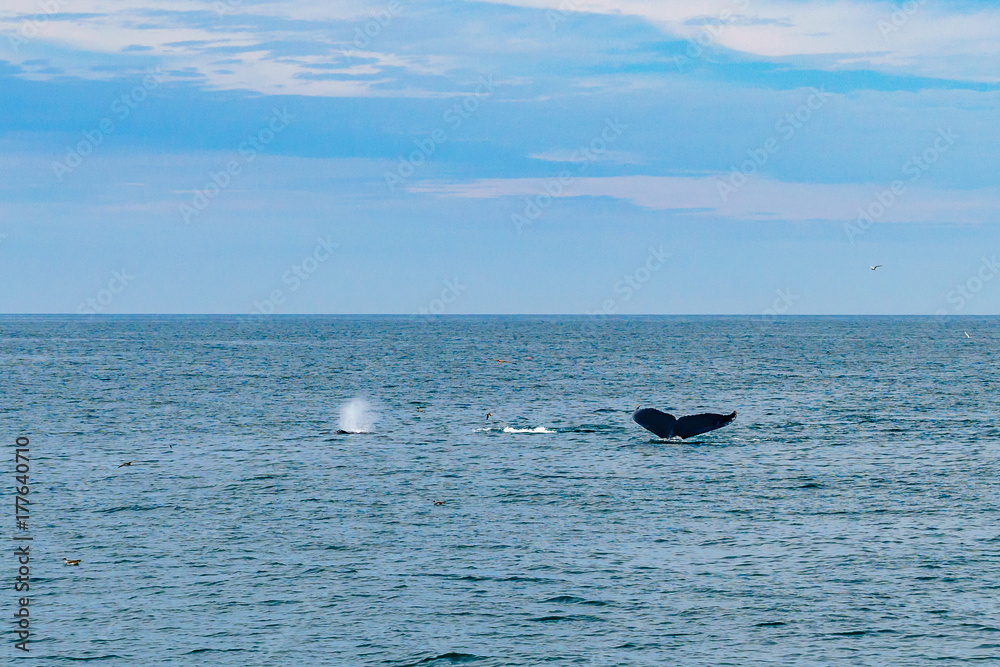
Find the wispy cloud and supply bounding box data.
[480,0,1000,83]
[528,149,642,164]
[6,0,999,102]
[411,174,1000,225]
[0,0,463,96]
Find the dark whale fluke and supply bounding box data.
[632,408,736,439]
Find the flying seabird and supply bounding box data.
[433,500,445,506]
[118,461,133,468]
[870,265,883,271]
[63,558,81,566]
[486,413,492,420]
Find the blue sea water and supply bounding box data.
[3,315,999,666]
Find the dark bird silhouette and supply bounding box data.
[486,412,492,420]
[870,265,882,271]
[633,408,736,439]
[63,558,81,566]
[433,500,445,506]
[118,461,133,468]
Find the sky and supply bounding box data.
[1,0,999,314]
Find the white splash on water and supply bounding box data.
[501,426,554,434]
[338,397,375,433]
[474,425,555,434]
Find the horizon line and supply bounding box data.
[1,313,996,318]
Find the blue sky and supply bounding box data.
[1,0,998,314]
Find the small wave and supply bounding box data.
[183,648,252,655]
[543,595,585,604]
[502,426,554,434]
[399,652,487,666]
[542,595,608,606]
[98,505,161,513]
[829,629,884,637]
[3,354,51,364]
[961,623,1000,632]
[529,614,605,622]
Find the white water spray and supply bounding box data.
[338,397,375,433]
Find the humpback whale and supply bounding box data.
[632,408,736,439]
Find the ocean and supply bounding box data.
[3,315,999,665]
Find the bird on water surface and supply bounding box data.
[63,558,80,566]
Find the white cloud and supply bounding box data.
[482,0,1000,82]
[3,0,998,98]
[0,0,450,96]
[410,174,1000,225]
[528,149,642,164]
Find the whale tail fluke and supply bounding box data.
[632,408,736,440]
[674,410,736,439]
